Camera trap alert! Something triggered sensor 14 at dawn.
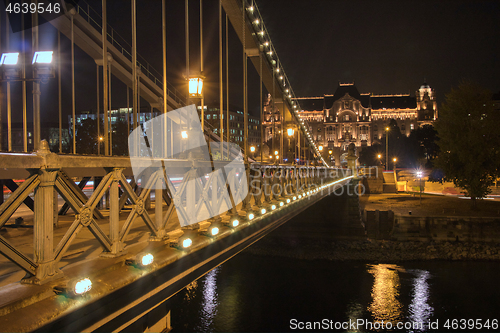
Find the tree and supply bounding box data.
[434,81,500,209]
[412,124,439,168]
[75,118,102,154]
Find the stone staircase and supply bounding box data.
[382,172,398,193]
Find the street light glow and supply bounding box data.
[250,146,256,152]
[188,77,204,97]
[287,128,294,136]
[318,145,323,151]
[0,52,19,65]
[32,51,53,64]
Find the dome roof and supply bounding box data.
[420,83,430,90]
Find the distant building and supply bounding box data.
[200,104,261,151]
[1,122,70,153]
[263,81,438,165]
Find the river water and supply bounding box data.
[169,252,500,332]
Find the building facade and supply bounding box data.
[201,104,261,151]
[263,82,437,165]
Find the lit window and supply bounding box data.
[410,123,415,130]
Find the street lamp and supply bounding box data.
[287,128,295,163]
[250,145,255,160]
[393,157,397,170]
[417,170,423,204]
[0,52,21,79]
[188,76,204,98]
[385,127,390,170]
[318,145,323,151]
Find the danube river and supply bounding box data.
[168,252,500,332]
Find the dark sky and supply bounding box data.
[256,0,500,103]
[1,0,499,126]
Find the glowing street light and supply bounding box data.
[250,146,256,152]
[188,76,204,98]
[417,170,423,204]
[287,128,294,136]
[0,52,21,79]
[385,127,390,170]
[32,51,55,79]
[318,145,323,151]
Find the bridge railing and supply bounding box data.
[67,0,186,106]
[0,146,352,285]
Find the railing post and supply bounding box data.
[103,168,126,256]
[154,171,167,239]
[30,167,63,284]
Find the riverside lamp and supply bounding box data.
[417,170,423,204]
[385,127,390,170]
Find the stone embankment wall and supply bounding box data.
[364,209,500,242]
[247,238,500,261]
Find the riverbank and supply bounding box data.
[247,237,500,262]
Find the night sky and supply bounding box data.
[1,0,499,126]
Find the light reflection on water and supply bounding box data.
[196,266,220,332]
[408,269,433,332]
[367,264,404,325]
[170,257,497,332]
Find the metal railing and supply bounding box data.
[0,149,352,285]
[67,0,186,106]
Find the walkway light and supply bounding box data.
[70,277,92,296]
[136,253,154,267]
[210,226,219,236]
[286,198,291,203]
[274,150,278,155]
[231,219,239,227]
[261,208,266,214]
[271,204,276,210]
[188,76,204,98]
[247,212,255,220]
[182,238,192,248]
[293,196,297,201]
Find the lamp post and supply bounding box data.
[287,127,294,163]
[0,51,55,152]
[377,153,382,167]
[417,170,423,205]
[250,145,255,160]
[385,127,390,170]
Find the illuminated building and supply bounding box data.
[263,81,437,165]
